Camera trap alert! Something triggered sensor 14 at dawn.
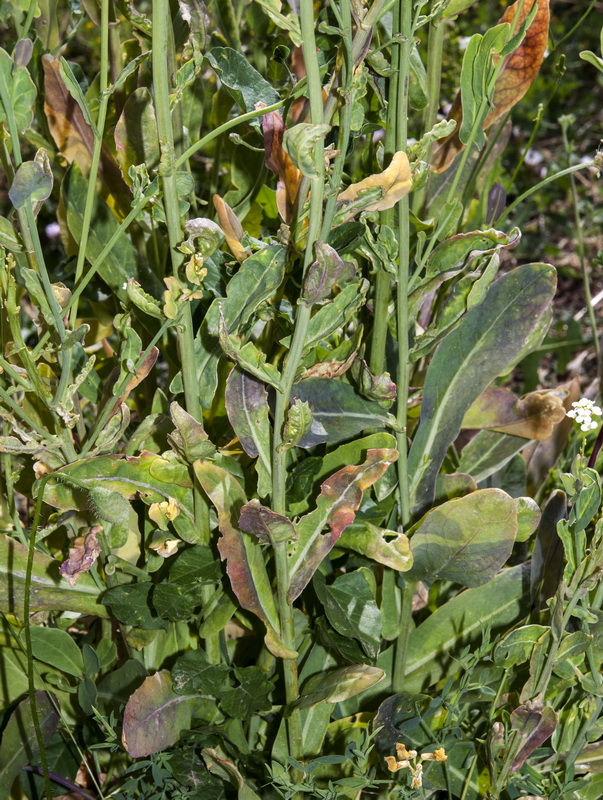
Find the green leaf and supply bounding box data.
[96,659,148,715]
[59,57,98,134]
[220,319,285,391]
[0,534,105,617]
[122,670,192,757]
[193,460,295,659]
[0,216,22,252]
[196,245,286,408]
[283,123,332,177]
[458,429,530,483]
[172,649,230,696]
[288,449,398,601]
[300,281,368,352]
[296,665,385,709]
[0,693,59,792]
[26,627,84,677]
[289,379,397,448]
[114,87,160,181]
[9,158,53,212]
[288,433,397,515]
[153,583,202,621]
[338,521,412,572]
[516,496,541,542]
[169,545,222,584]
[220,666,273,719]
[313,571,382,659]
[408,263,556,515]
[42,450,199,544]
[225,368,272,498]
[494,624,550,668]
[62,164,161,300]
[407,488,517,588]
[103,583,168,630]
[0,47,36,133]
[206,47,280,121]
[403,564,530,692]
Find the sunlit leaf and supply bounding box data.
[0,47,36,133]
[337,151,411,213]
[462,386,566,439]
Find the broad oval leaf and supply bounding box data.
[296,665,385,709]
[408,263,556,516]
[0,47,36,133]
[26,627,84,677]
[122,670,192,757]
[407,488,517,587]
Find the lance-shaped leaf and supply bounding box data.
[122,671,192,758]
[114,87,160,182]
[408,263,556,516]
[289,379,397,448]
[279,398,313,452]
[295,665,385,709]
[303,241,355,305]
[458,430,530,483]
[338,521,412,571]
[213,193,249,262]
[287,448,398,601]
[423,227,521,283]
[406,488,518,588]
[239,500,298,545]
[462,386,566,439]
[196,244,286,408]
[300,280,368,352]
[43,55,129,202]
[168,401,216,463]
[225,367,272,497]
[193,459,296,658]
[337,151,411,213]
[0,692,59,791]
[219,310,285,391]
[510,702,557,772]
[0,47,36,132]
[432,0,550,172]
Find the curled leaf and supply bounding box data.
[337,151,411,213]
[462,387,566,439]
[283,122,331,178]
[238,499,298,545]
[302,241,355,305]
[279,398,313,452]
[213,194,249,262]
[258,102,301,222]
[59,529,101,586]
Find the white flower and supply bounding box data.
[566,398,602,432]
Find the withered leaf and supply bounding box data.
[42,55,130,209]
[462,386,566,439]
[59,529,101,586]
[213,194,249,262]
[337,151,411,212]
[258,102,301,222]
[432,0,550,173]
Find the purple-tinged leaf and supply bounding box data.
[510,702,557,772]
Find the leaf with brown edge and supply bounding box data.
[42,55,130,210]
[257,102,301,222]
[105,346,159,421]
[193,459,297,658]
[432,0,550,173]
[462,386,566,439]
[287,448,398,601]
[59,528,101,586]
[510,701,557,772]
[239,499,298,546]
[213,194,249,262]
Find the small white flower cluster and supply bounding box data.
[566,398,603,432]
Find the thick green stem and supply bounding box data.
[391,0,413,692]
[153,0,218,663]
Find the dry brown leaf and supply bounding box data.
[337,151,411,212]
[257,102,302,222]
[432,0,550,173]
[42,55,130,209]
[462,386,566,439]
[59,529,101,586]
[213,194,249,262]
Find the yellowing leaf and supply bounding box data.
[432,0,550,173]
[337,151,411,212]
[213,194,249,262]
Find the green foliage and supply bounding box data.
[0,0,602,798]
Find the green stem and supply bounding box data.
[562,126,600,363]
[152,0,218,664]
[391,0,413,692]
[23,474,55,800]
[69,0,111,328]
[497,162,596,225]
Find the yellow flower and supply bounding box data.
[421,747,447,763]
